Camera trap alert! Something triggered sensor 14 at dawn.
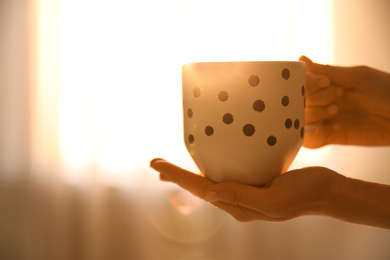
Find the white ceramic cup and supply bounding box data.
[182,61,306,186]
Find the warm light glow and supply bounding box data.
[40,0,335,180]
[31,0,60,175]
[170,190,203,215]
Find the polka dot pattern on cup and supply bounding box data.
[188,134,195,145]
[281,96,289,106]
[218,91,229,102]
[223,113,234,124]
[243,124,255,136]
[282,68,290,80]
[193,87,201,98]
[253,99,265,112]
[267,135,277,146]
[185,68,305,147]
[205,126,214,136]
[285,118,292,129]
[248,75,260,86]
[294,119,300,129]
[187,108,193,118]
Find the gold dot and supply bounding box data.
[193,87,201,98]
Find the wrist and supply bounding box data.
[313,169,348,217]
[323,173,349,216]
[301,167,346,217]
[323,174,390,229]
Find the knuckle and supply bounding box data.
[219,182,243,205]
[355,65,369,71]
[351,65,371,79]
[226,191,242,206]
[212,182,243,206]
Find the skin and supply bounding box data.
[301,55,390,148]
[150,56,390,229]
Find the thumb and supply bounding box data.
[204,182,266,211]
[299,55,319,72]
[299,55,352,85]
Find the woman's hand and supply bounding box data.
[300,56,390,148]
[149,58,390,229]
[150,158,390,229]
[150,158,342,222]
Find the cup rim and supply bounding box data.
[183,60,305,66]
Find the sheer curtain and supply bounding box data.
[1,0,390,259]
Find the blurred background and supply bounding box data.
[1,0,390,259]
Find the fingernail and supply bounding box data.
[336,87,344,97]
[327,105,338,115]
[150,158,164,168]
[318,77,330,88]
[204,191,219,202]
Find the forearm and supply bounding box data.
[325,176,390,229]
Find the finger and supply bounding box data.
[303,123,338,148]
[159,173,171,182]
[305,73,331,95]
[205,182,294,220]
[304,121,324,135]
[306,86,344,107]
[305,105,338,125]
[204,182,269,212]
[210,201,285,222]
[151,159,287,221]
[300,55,357,86]
[150,158,215,198]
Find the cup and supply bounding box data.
[182,61,306,186]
